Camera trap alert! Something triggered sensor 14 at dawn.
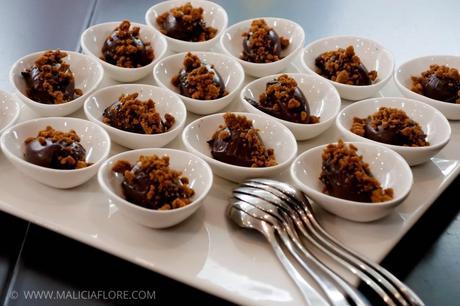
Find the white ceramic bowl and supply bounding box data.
[336,97,451,166]
[154,52,245,115]
[182,112,298,182]
[81,21,167,82]
[84,84,186,149]
[395,55,460,120]
[0,90,20,135]
[291,141,413,222]
[0,117,111,189]
[9,50,104,117]
[98,148,213,228]
[220,17,305,77]
[240,73,341,140]
[301,36,394,101]
[145,0,228,52]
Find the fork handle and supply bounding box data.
[264,225,330,306]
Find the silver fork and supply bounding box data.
[248,178,424,306]
[231,199,368,306]
[227,204,329,306]
[234,187,397,306]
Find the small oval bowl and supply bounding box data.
[336,97,451,166]
[0,117,111,189]
[154,51,245,115]
[395,55,460,120]
[0,90,20,135]
[240,73,341,140]
[84,84,186,149]
[98,148,213,228]
[301,36,394,101]
[182,112,298,182]
[81,21,167,82]
[220,17,305,77]
[145,0,228,53]
[9,50,104,117]
[291,141,413,222]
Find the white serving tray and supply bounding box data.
[0,59,459,306]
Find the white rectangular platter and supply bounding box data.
[0,59,459,306]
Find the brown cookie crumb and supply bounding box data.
[24,126,89,170]
[351,107,429,147]
[315,45,377,86]
[207,113,277,168]
[247,74,319,124]
[112,155,195,210]
[102,92,175,134]
[21,50,82,104]
[171,52,227,100]
[320,140,393,203]
[101,20,154,68]
[241,19,289,63]
[156,2,217,42]
[411,64,460,104]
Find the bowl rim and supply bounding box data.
[301,34,395,89]
[336,96,452,152]
[153,51,245,103]
[240,72,341,127]
[97,147,213,214]
[182,111,298,172]
[84,83,187,139]
[290,141,413,208]
[9,50,104,109]
[144,0,228,47]
[394,54,460,108]
[0,90,21,134]
[220,16,305,68]
[80,21,168,72]
[0,116,111,173]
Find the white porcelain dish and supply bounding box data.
[81,21,167,82]
[154,52,244,115]
[182,112,297,182]
[220,17,305,77]
[9,50,104,117]
[145,0,228,52]
[84,84,186,149]
[98,148,213,228]
[240,73,341,140]
[336,97,451,166]
[0,117,110,189]
[0,90,20,135]
[291,141,413,222]
[300,36,394,101]
[394,55,460,120]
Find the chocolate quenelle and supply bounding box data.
[245,74,319,124]
[207,113,277,168]
[22,50,82,104]
[320,140,393,203]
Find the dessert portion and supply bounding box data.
[101,20,154,68]
[21,50,82,104]
[207,113,277,167]
[24,126,89,170]
[171,52,227,100]
[244,74,319,124]
[102,93,175,134]
[411,65,460,104]
[112,155,195,210]
[241,19,289,63]
[156,2,217,42]
[320,140,393,203]
[315,46,377,85]
[351,107,429,147]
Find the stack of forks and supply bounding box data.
[228,178,424,306]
